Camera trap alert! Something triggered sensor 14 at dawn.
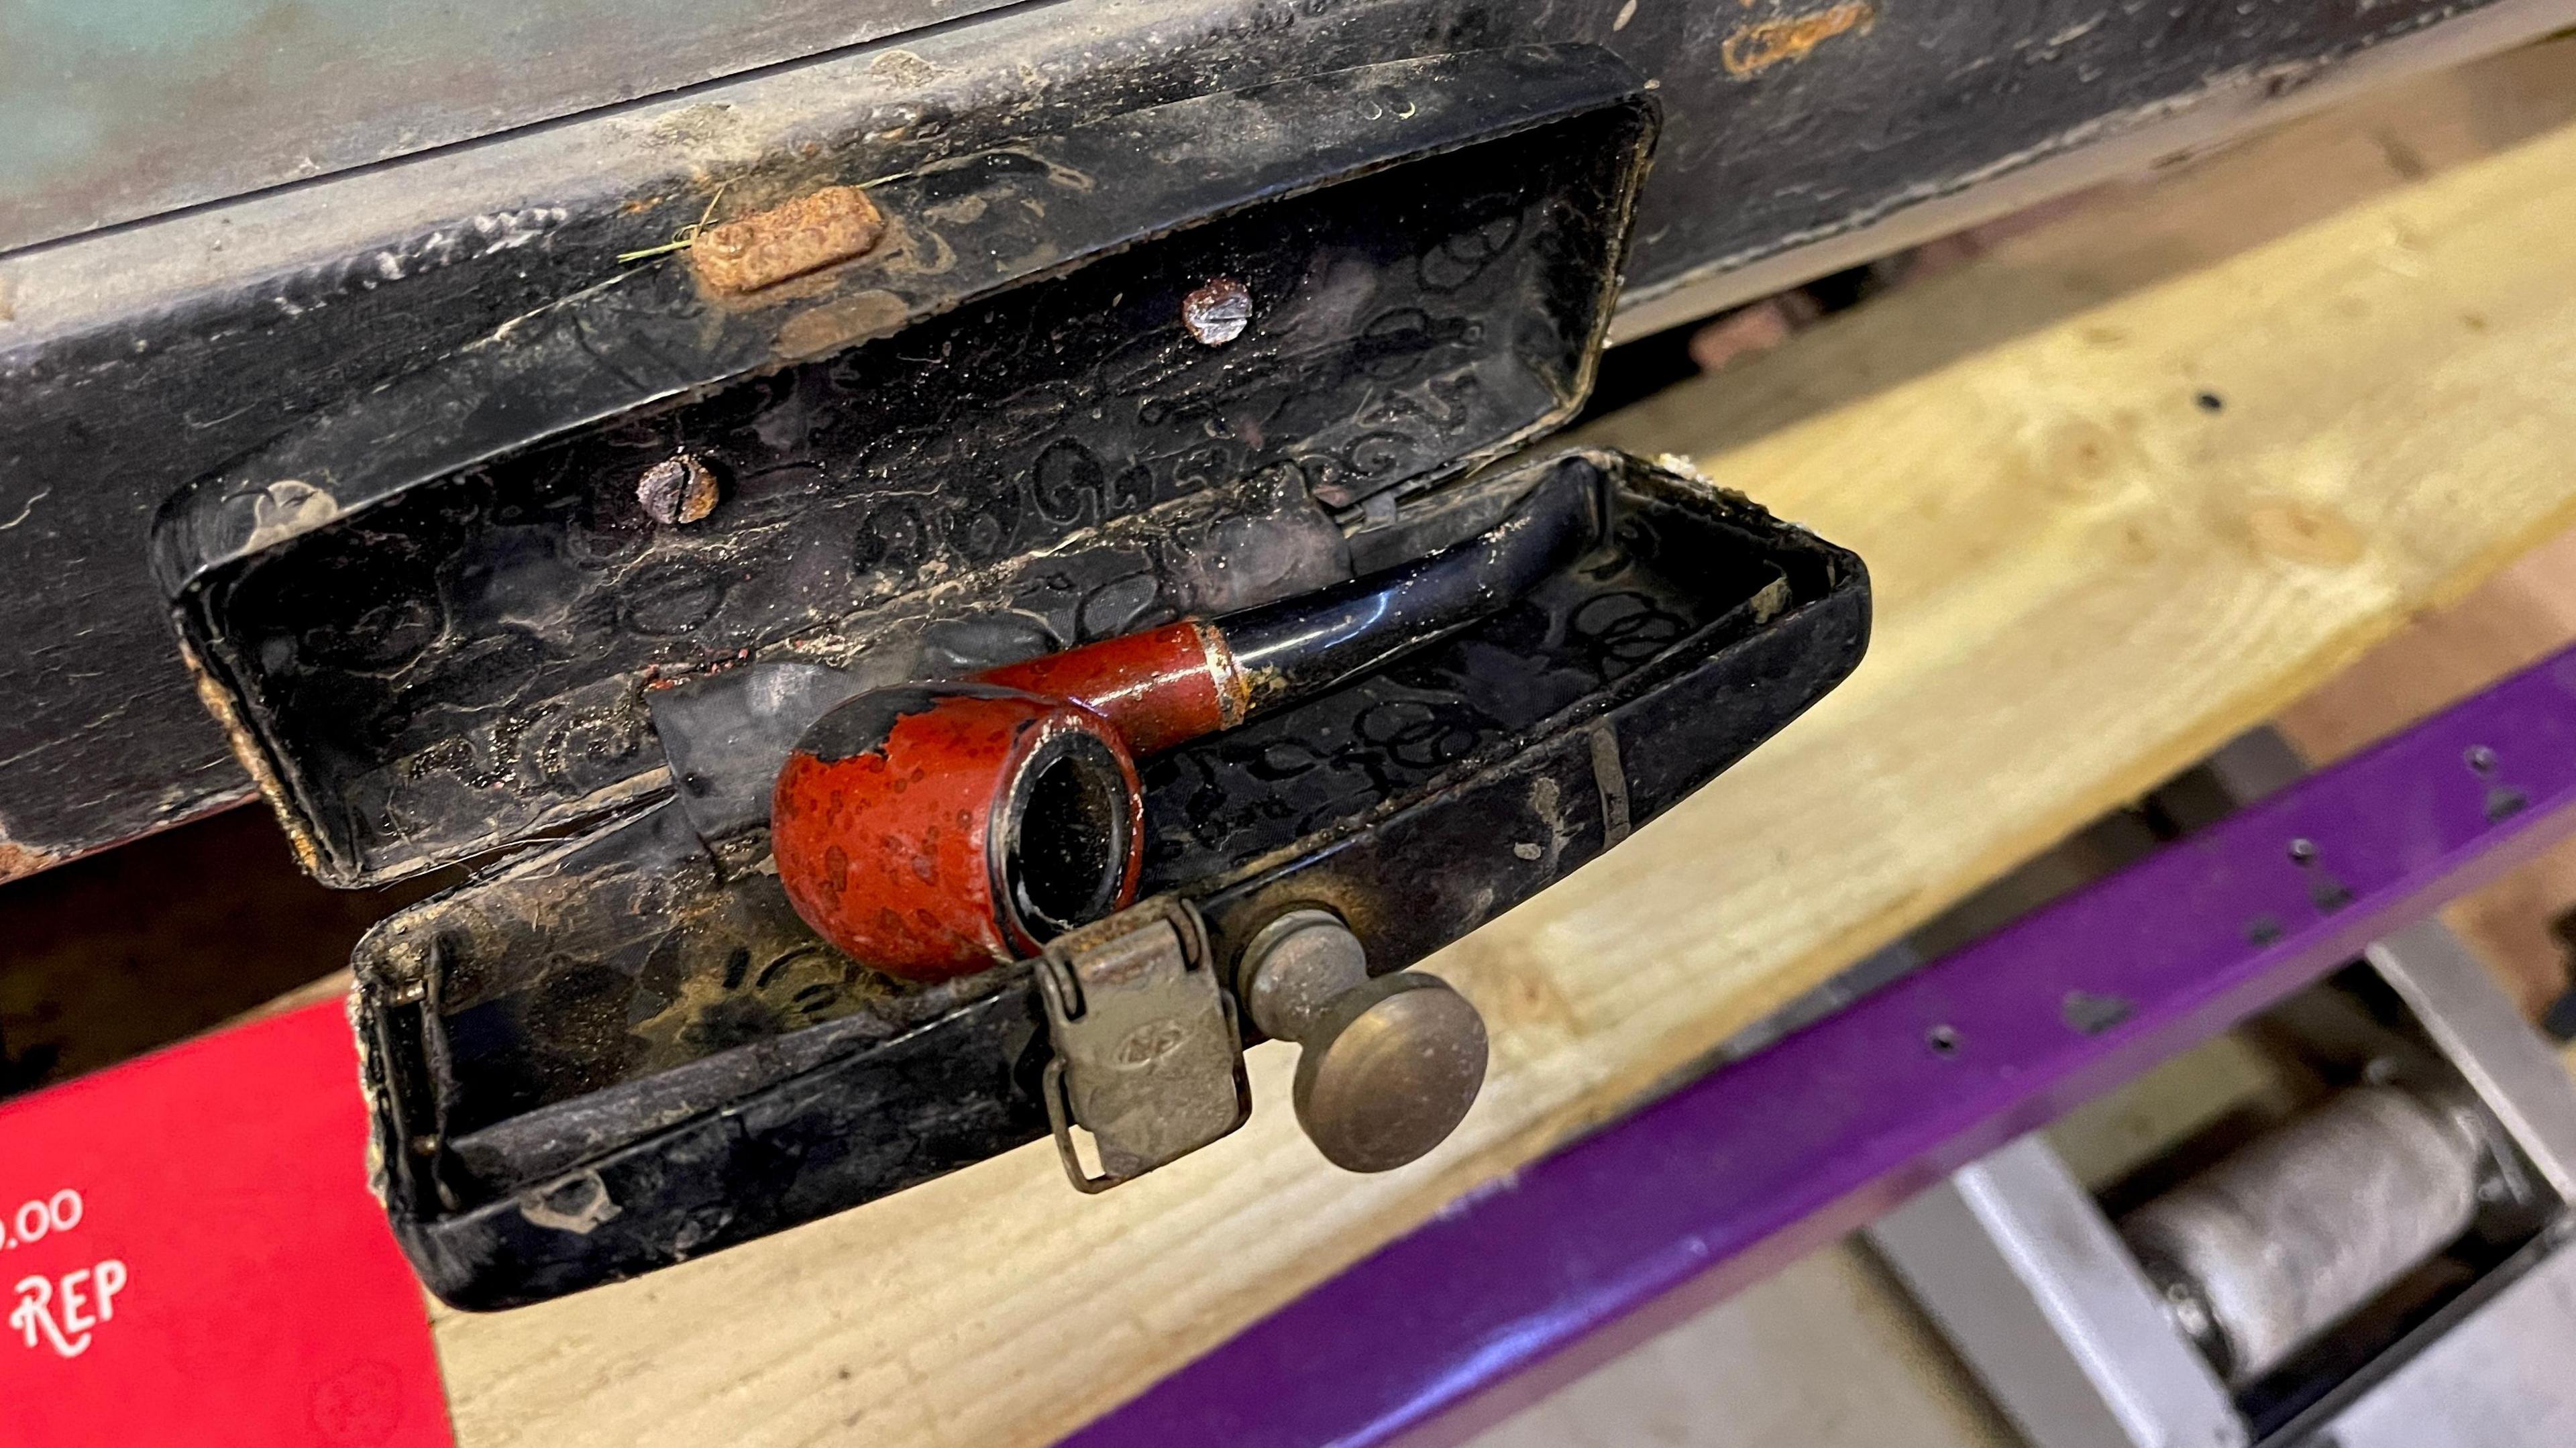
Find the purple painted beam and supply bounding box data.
[1067,645,2576,1448]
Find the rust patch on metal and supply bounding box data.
[692,184,886,294]
[180,637,327,878]
[774,288,909,361]
[1195,619,1251,730]
[1721,1,1876,76]
[0,832,61,885]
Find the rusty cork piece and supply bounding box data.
[690,184,886,294]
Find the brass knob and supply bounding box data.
[1236,909,1489,1172]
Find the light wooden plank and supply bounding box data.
[432,71,2576,1448]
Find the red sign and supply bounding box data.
[0,1003,453,1447]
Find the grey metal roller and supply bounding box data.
[2119,1085,2494,1385]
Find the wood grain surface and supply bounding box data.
[429,52,2576,1448]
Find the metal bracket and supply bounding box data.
[1038,897,1251,1192]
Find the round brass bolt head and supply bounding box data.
[1292,972,1488,1173]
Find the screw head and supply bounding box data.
[638,452,720,524]
[1181,278,1252,346]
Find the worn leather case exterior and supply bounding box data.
[152,47,1871,1308]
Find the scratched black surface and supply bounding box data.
[190,105,1631,885]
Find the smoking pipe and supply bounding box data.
[770,459,1602,983]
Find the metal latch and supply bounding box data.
[1037,897,1250,1192]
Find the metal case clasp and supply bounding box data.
[1037,898,1251,1191]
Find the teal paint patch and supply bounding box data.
[0,0,1007,253]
